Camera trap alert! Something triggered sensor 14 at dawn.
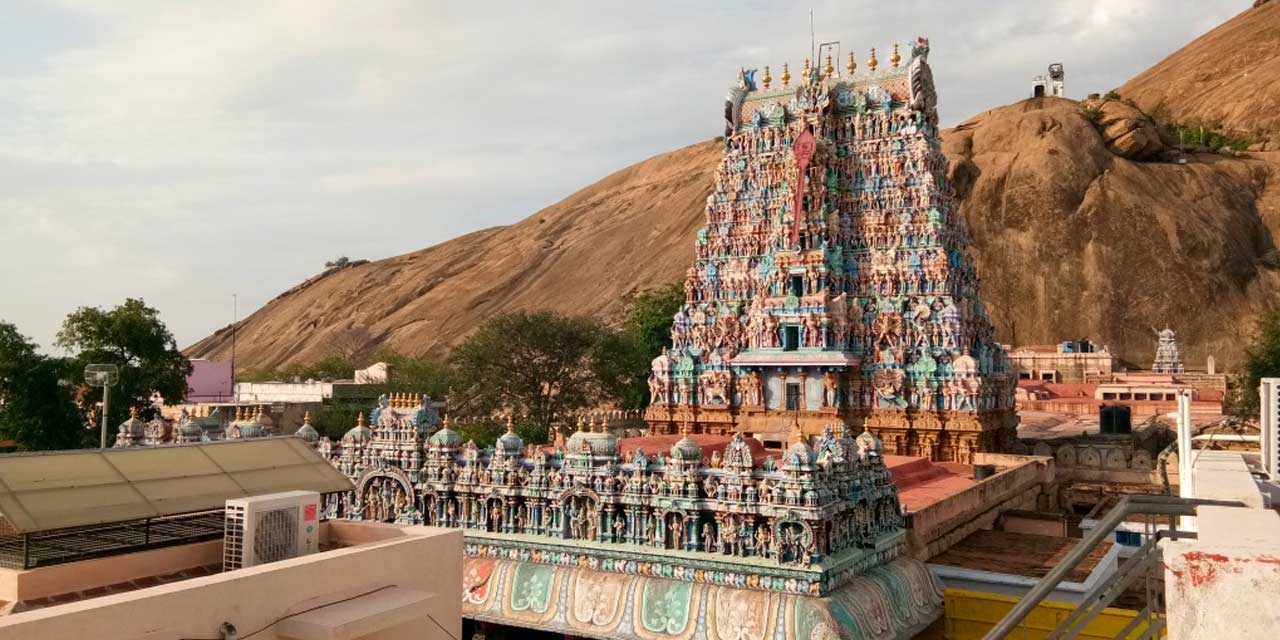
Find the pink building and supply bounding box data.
[186,359,233,403]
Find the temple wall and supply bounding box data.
[805,376,824,411]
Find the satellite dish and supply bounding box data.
[85,363,119,386]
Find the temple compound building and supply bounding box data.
[315,403,941,639]
[646,40,1017,462]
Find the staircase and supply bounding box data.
[982,495,1244,640]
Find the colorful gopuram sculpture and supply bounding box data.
[113,404,276,447]
[646,41,1017,461]
[1152,327,1185,373]
[318,394,942,639]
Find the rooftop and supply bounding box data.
[929,529,1113,584]
[884,455,976,512]
[0,438,352,569]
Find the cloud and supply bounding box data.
[0,0,1247,351]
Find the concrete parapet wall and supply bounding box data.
[907,455,1055,559]
[0,524,463,640]
[1164,507,1280,638]
[0,540,222,602]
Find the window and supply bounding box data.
[1115,530,1143,547]
[783,325,800,351]
[785,383,802,411]
[789,275,804,297]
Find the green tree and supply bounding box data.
[593,283,684,410]
[449,311,603,442]
[454,418,505,449]
[292,356,355,382]
[1235,310,1280,416]
[0,322,86,450]
[56,298,191,427]
[376,351,452,399]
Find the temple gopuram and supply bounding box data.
[646,40,1017,462]
[1152,327,1185,373]
[309,389,942,639]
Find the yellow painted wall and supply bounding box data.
[916,588,1164,639]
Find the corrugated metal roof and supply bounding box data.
[0,437,352,534]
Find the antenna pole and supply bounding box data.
[231,293,237,396]
[809,10,816,66]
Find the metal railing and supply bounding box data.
[983,495,1244,640]
[0,510,225,569]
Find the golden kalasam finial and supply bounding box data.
[847,51,856,75]
[802,58,811,83]
[303,411,311,425]
[891,43,901,68]
[762,65,772,89]
[681,419,692,437]
[824,54,834,78]
[357,411,366,427]
[506,414,515,433]
[781,62,791,87]
[130,406,139,419]
[868,48,878,72]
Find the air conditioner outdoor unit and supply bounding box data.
[224,490,321,571]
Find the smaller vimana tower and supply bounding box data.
[645,40,1018,462]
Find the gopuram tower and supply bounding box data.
[646,40,1017,462]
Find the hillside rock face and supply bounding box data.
[188,96,1280,372]
[948,97,1280,368]
[187,142,719,371]
[1118,1,1280,141]
[1083,98,1166,161]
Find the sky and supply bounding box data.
[0,0,1246,352]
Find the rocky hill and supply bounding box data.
[188,142,720,371]
[189,12,1280,372]
[1119,0,1280,144]
[948,97,1280,367]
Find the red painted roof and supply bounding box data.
[884,455,976,512]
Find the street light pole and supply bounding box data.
[85,364,119,450]
[100,384,110,449]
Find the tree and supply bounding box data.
[449,312,603,442]
[376,350,452,399]
[593,283,684,410]
[1234,309,1280,416]
[294,356,355,382]
[56,298,191,427]
[0,322,85,450]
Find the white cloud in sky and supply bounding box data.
[0,0,1247,350]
